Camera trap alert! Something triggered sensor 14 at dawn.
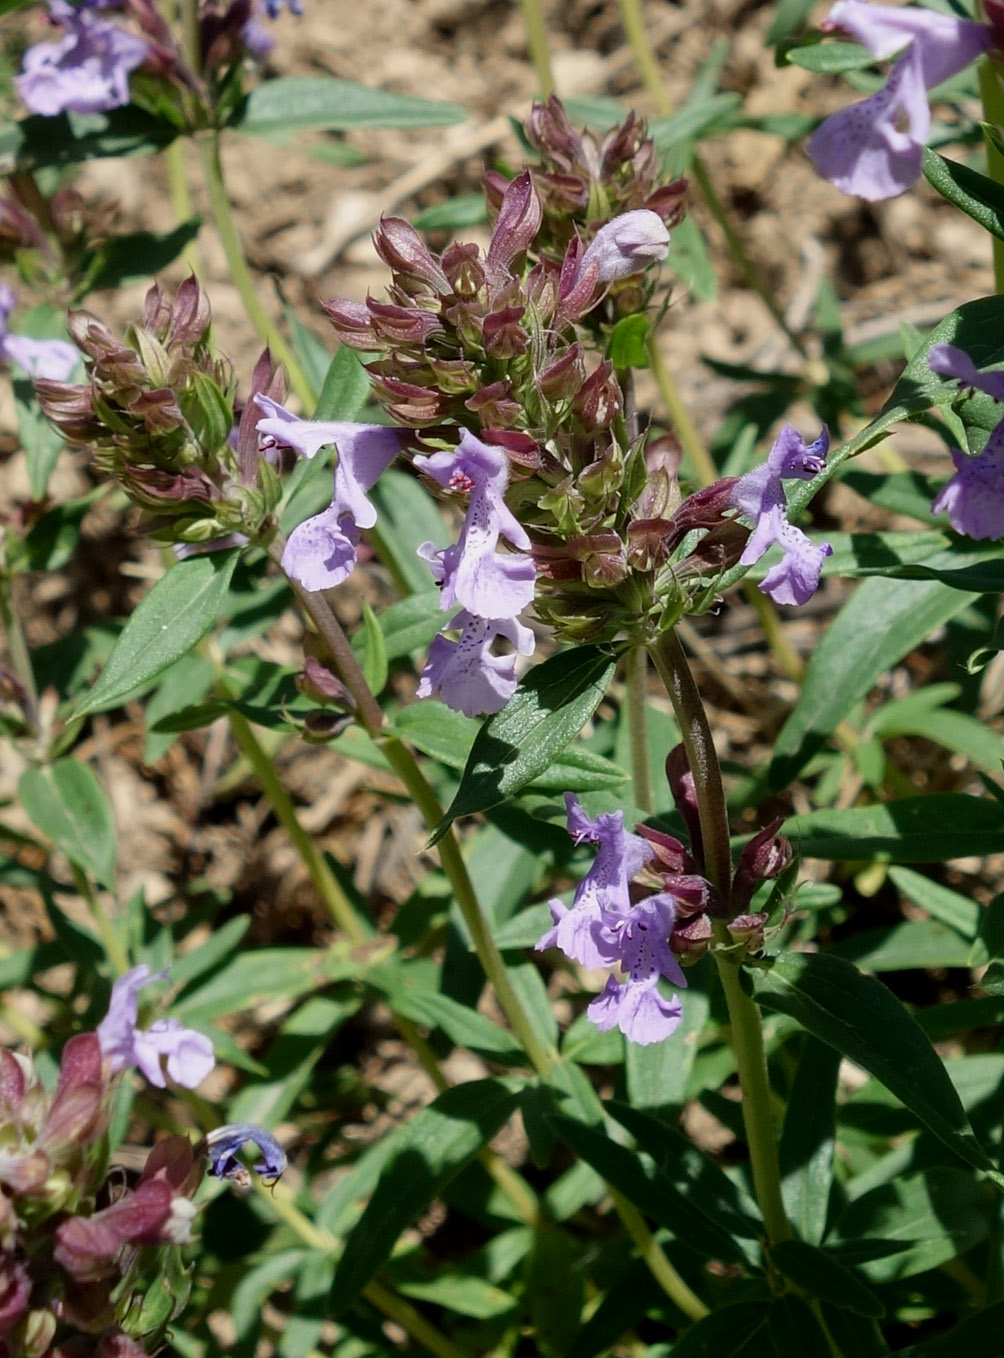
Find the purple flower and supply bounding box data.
[416,609,534,716]
[586,895,685,1046]
[97,964,215,1089]
[729,424,832,606]
[264,0,303,15]
[17,2,148,117]
[536,794,654,968]
[203,1123,287,1183]
[927,344,1004,539]
[806,1,992,200]
[0,283,78,381]
[255,395,402,592]
[580,209,671,283]
[415,431,536,618]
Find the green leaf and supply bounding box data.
[608,314,650,370]
[657,1302,771,1357]
[668,214,716,302]
[75,551,240,716]
[831,1169,992,1282]
[779,1038,841,1246]
[783,39,878,73]
[770,1241,883,1317]
[412,194,488,232]
[329,1079,521,1314]
[358,601,388,695]
[369,961,523,1064]
[769,574,975,788]
[313,345,371,421]
[433,646,618,840]
[649,93,742,153]
[923,148,1004,244]
[750,952,991,1171]
[783,794,1004,863]
[233,77,466,136]
[19,760,117,888]
[82,218,201,292]
[551,1113,748,1264]
[2,107,178,172]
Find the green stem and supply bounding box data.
[617,0,805,354]
[196,132,315,408]
[612,1191,709,1319]
[180,0,201,75]
[518,0,555,97]
[165,139,203,277]
[625,646,653,813]
[71,863,130,977]
[648,630,792,1246]
[225,708,369,940]
[979,58,1004,293]
[253,1184,471,1358]
[646,336,719,487]
[0,576,39,729]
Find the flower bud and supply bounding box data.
[373,216,449,294]
[487,170,542,269]
[481,304,528,359]
[731,819,792,914]
[581,210,670,283]
[573,361,622,432]
[321,298,376,348]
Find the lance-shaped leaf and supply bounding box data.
[75,550,239,716]
[749,952,993,1174]
[432,646,618,841]
[19,759,116,888]
[329,1078,521,1314]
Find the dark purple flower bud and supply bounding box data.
[367,298,443,346]
[526,96,587,170]
[481,304,528,359]
[441,242,485,298]
[167,275,211,348]
[538,344,584,401]
[202,1124,287,1185]
[128,387,186,435]
[320,298,376,349]
[671,912,712,961]
[569,532,627,586]
[373,216,450,294]
[664,478,739,552]
[636,822,690,874]
[556,239,600,325]
[0,1050,25,1113]
[0,1256,30,1337]
[666,744,703,871]
[298,655,353,706]
[54,1180,174,1280]
[728,912,769,954]
[42,1033,104,1148]
[479,429,542,469]
[731,819,792,914]
[644,178,689,228]
[574,361,622,431]
[368,372,447,425]
[465,380,522,428]
[236,347,285,484]
[487,169,542,269]
[96,1333,153,1358]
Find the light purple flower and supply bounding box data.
[928,345,1004,539]
[586,895,685,1046]
[806,1,991,200]
[255,395,402,592]
[17,3,148,117]
[264,0,303,16]
[417,609,534,717]
[580,210,671,283]
[415,430,535,618]
[0,283,78,381]
[97,964,215,1089]
[536,793,654,968]
[730,424,832,606]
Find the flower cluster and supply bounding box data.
[0,968,285,1356]
[926,344,1004,541]
[807,0,998,201]
[36,277,285,546]
[536,747,792,1045]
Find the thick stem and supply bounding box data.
[71,864,130,977]
[649,630,792,1246]
[518,0,555,97]
[979,58,1004,294]
[625,646,653,813]
[196,133,314,407]
[226,708,368,940]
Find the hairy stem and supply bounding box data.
[625,646,653,812]
[648,629,792,1245]
[519,0,555,97]
[197,132,314,407]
